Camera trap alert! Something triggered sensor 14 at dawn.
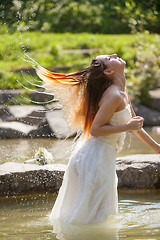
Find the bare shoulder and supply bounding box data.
[99,85,122,107]
[92,85,123,127]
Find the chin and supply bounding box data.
[118,57,126,65]
[121,59,126,65]
[121,61,126,71]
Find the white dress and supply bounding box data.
[49,104,132,224]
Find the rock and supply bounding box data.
[0,120,53,139]
[28,120,53,138]
[0,106,13,120]
[0,90,23,104]
[132,103,160,126]
[0,103,63,138]
[0,162,66,196]
[0,121,38,138]
[46,110,76,138]
[0,89,55,104]
[8,105,44,118]
[7,105,46,125]
[0,100,159,139]
[0,154,159,196]
[29,91,54,103]
[116,154,160,189]
[149,88,160,112]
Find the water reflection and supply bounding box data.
[0,192,160,240]
[52,217,120,240]
[0,138,73,164]
[50,192,160,240]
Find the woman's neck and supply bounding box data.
[111,72,126,92]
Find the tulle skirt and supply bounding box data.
[49,136,118,224]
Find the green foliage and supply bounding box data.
[0,0,160,34]
[127,32,160,106]
[0,31,160,105]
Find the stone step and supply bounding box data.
[0,103,75,139]
[0,154,159,196]
[0,97,159,139]
[0,89,55,104]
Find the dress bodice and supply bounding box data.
[98,104,132,152]
[109,103,132,125]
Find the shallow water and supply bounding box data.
[0,191,159,240]
[0,127,160,164]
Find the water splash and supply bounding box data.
[22,53,40,71]
[1,192,158,240]
[20,71,44,87]
[1,9,77,165]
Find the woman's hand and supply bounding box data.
[126,116,144,132]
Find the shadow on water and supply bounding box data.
[0,191,159,240]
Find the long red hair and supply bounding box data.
[36,58,112,139]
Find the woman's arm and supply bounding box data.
[133,128,160,153]
[90,89,144,137]
[127,92,160,153]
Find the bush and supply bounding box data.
[0,0,160,34]
[127,32,160,105]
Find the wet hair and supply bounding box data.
[36,57,112,139]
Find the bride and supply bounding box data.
[36,54,160,224]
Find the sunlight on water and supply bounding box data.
[0,127,159,164]
[0,192,159,240]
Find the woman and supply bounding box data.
[36,54,160,224]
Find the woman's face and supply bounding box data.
[97,54,126,73]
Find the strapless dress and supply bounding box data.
[49,104,132,224]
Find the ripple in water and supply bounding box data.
[0,192,159,240]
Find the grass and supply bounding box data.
[0,32,137,69]
[0,32,159,103]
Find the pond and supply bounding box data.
[0,127,160,164]
[0,191,159,240]
[0,127,160,239]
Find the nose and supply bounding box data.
[112,54,117,58]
